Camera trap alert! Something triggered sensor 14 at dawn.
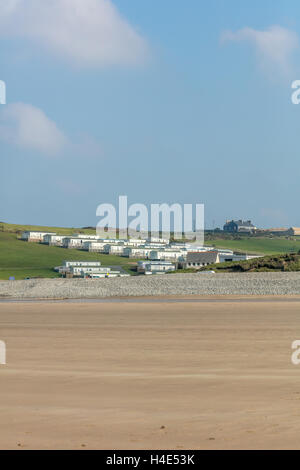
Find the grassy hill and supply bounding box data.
[204,236,300,255]
[0,231,140,280]
[0,222,96,236]
[201,253,300,273]
[168,253,300,274]
[2,222,300,279]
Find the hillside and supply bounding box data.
[2,222,300,280]
[202,253,300,273]
[0,222,96,236]
[0,232,140,280]
[204,236,300,255]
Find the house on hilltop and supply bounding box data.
[288,227,300,236]
[223,220,256,233]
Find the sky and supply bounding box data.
[1,0,300,229]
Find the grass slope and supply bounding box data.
[0,232,140,280]
[0,222,96,235]
[202,253,300,272]
[2,222,300,279]
[204,237,300,255]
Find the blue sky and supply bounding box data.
[1,0,300,229]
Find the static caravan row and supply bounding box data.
[22,231,56,242]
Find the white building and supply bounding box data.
[147,236,170,244]
[105,270,129,278]
[219,253,262,263]
[62,237,92,249]
[63,261,101,268]
[54,260,102,274]
[123,247,149,258]
[123,238,147,246]
[72,267,127,278]
[149,249,186,261]
[43,234,65,246]
[72,233,100,239]
[71,266,110,277]
[137,260,176,274]
[185,244,214,252]
[82,241,107,252]
[103,244,125,255]
[21,231,56,242]
[85,272,107,278]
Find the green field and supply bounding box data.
[201,253,300,272]
[0,222,96,236]
[0,232,139,280]
[204,236,300,255]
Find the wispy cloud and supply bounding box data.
[221,25,299,74]
[0,102,102,158]
[0,103,68,156]
[0,0,148,67]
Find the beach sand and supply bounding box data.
[0,297,300,449]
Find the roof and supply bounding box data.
[147,261,174,265]
[224,220,255,228]
[63,260,101,265]
[187,251,219,264]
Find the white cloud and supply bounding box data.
[0,0,148,67]
[0,103,68,156]
[222,26,299,73]
[0,102,103,158]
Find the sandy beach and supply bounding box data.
[1,297,300,449]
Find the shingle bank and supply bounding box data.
[1,272,300,299]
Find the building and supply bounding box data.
[288,227,300,236]
[21,231,56,242]
[103,244,125,255]
[149,249,186,262]
[63,261,101,268]
[147,236,170,245]
[87,271,129,279]
[54,260,126,278]
[137,260,176,274]
[123,246,153,258]
[216,249,234,256]
[83,272,108,278]
[185,251,220,268]
[223,220,256,233]
[54,260,102,274]
[258,228,289,236]
[71,234,101,239]
[185,244,214,252]
[124,238,147,246]
[62,237,91,249]
[219,253,262,263]
[82,241,106,252]
[43,234,65,246]
[70,266,110,277]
